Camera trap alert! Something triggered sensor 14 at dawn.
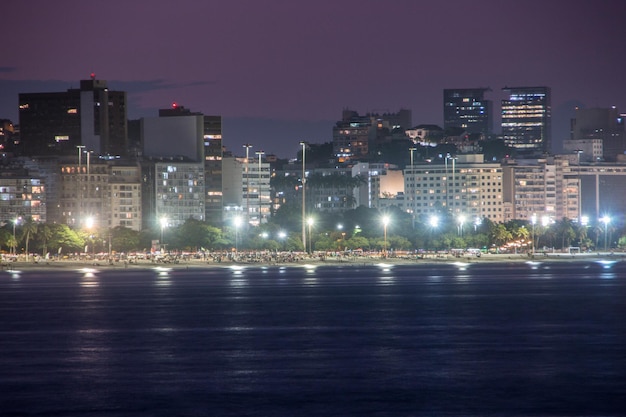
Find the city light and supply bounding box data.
[600,215,611,251]
[382,215,390,257]
[234,215,243,254]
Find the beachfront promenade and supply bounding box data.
[3,251,625,272]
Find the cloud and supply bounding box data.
[0,66,17,73]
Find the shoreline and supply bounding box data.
[3,252,625,272]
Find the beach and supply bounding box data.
[3,251,624,272]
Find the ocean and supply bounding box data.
[1,261,625,416]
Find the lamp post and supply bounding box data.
[76,145,85,225]
[12,216,20,256]
[575,149,583,224]
[457,214,466,237]
[160,217,168,253]
[234,215,243,255]
[256,150,265,225]
[278,230,287,251]
[243,144,253,227]
[409,147,417,226]
[300,141,307,252]
[382,215,390,258]
[337,224,346,249]
[307,217,314,254]
[530,213,537,254]
[429,215,439,255]
[85,216,95,258]
[600,215,610,251]
[474,216,482,232]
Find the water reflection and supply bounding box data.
[596,260,617,270]
[154,266,172,286]
[229,266,248,287]
[79,268,99,288]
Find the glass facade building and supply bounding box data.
[501,86,551,154]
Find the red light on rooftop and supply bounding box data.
[172,102,178,108]
[90,72,96,80]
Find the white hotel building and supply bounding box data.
[403,154,504,223]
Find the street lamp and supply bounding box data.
[337,224,346,246]
[600,215,611,251]
[457,214,466,237]
[85,216,95,258]
[530,213,537,254]
[307,217,314,254]
[234,215,243,255]
[575,149,583,224]
[12,216,20,256]
[160,217,168,253]
[382,215,390,257]
[300,141,307,251]
[278,230,287,251]
[474,216,482,232]
[409,147,417,226]
[243,144,253,227]
[256,150,265,225]
[429,215,439,254]
[76,145,85,225]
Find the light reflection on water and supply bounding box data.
[0,261,624,417]
[79,268,99,288]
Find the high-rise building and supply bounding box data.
[146,104,223,224]
[141,158,205,229]
[443,88,492,136]
[403,154,504,223]
[332,109,412,162]
[222,156,271,226]
[18,75,128,156]
[501,86,551,155]
[501,156,578,222]
[569,107,625,161]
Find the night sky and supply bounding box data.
[1,0,625,158]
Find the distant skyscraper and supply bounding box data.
[146,104,223,224]
[18,75,128,156]
[569,107,625,161]
[443,88,492,136]
[501,86,551,154]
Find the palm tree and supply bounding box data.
[490,224,512,248]
[36,224,53,258]
[22,217,38,261]
[555,218,576,249]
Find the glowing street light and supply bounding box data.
[160,217,168,253]
[307,217,314,254]
[85,216,95,257]
[278,230,287,251]
[457,214,466,237]
[12,216,20,255]
[300,141,307,251]
[600,215,611,251]
[337,224,346,244]
[382,215,390,257]
[429,215,439,229]
[256,150,265,225]
[474,216,482,232]
[234,215,243,254]
[243,144,253,226]
[531,213,537,254]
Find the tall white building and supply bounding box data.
[501,156,578,222]
[109,164,142,231]
[404,154,504,223]
[153,161,205,228]
[222,156,271,226]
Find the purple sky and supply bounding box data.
[1,0,625,157]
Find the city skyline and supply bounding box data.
[1,0,625,157]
